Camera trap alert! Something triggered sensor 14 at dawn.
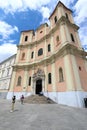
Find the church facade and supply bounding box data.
[7,1,87,107]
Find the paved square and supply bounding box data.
[0,100,87,130]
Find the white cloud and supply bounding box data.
[0,0,51,13]
[73,0,87,49]
[79,26,87,46]
[0,20,18,39]
[0,0,87,59]
[0,43,17,62]
[60,0,75,6]
[0,0,23,13]
[74,0,87,24]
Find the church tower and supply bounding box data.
[8,1,87,107]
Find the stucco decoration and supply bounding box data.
[33,68,45,80]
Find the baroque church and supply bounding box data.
[7,1,87,107]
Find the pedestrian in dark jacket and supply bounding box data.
[20,95,24,104]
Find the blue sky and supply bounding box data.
[0,0,87,62]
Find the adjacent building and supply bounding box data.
[0,54,16,98]
[7,1,87,107]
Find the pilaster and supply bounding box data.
[70,14,74,23]
[60,22,67,44]
[26,46,31,62]
[19,33,24,44]
[44,25,47,57]
[15,48,20,63]
[64,24,71,42]
[22,68,28,92]
[31,67,35,93]
[75,30,82,48]
[59,6,65,17]
[58,7,61,19]
[44,62,47,91]
[51,59,56,92]
[71,55,82,90]
[34,44,36,61]
[51,34,54,53]
[64,55,75,90]
[9,69,16,91]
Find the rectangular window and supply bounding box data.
[7,68,10,76]
[48,73,52,84]
[31,52,34,59]
[2,70,5,77]
[29,77,31,86]
[48,44,51,52]
[54,16,57,23]
[25,36,28,41]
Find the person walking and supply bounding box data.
[20,95,24,104]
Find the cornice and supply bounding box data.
[17,16,79,49]
[13,44,87,70]
[17,17,66,48]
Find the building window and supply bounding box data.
[48,44,51,52]
[59,68,64,82]
[31,51,34,59]
[65,13,69,19]
[56,36,59,42]
[33,31,35,36]
[48,73,52,84]
[17,76,22,86]
[29,77,31,86]
[25,36,28,41]
[79,66,81,71]
[38,48,43,56]
[71,33,75,42]
[40,31,43,33]
[21,53,25,60]
[7,68,10,76]
[54,16,57,23]
[2,70,5,77]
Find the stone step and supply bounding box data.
[24,95,56,104]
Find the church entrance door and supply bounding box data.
[36,79,42,94]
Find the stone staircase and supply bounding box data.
[24,95,56,104]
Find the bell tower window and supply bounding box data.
[25,36,28,41]
[54,16,57,23]
[71,33,75,42]
[65,13,69,19]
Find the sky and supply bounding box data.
[0,0,87,62]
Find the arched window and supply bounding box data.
[71,33,75,42]
[79,66,81,71]
[59,68,64,82]
[48,44,51,52]
[29,77,31,86]
[65,13,68,19]
[56,36,59,42]
[21,53,25,60]
[25,36,28,41]
[48,73,52,84]
[17,76,22,86]
[38,48,43,56]
[54,16,57,23]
